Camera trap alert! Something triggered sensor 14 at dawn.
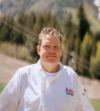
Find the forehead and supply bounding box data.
[42,34,60,44]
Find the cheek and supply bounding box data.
[55,50,62,56]
[40,50,47,56]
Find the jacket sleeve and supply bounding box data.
[0,69,20,111]
[75,76,94,111]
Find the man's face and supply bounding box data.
[37,34,62,68]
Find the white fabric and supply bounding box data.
[41,69,57,77]
[0,61,94,111]
[40,63,61,77]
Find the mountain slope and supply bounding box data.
[0,0,100,32]
[0,0,97,17]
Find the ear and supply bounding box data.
[37,45,40,55]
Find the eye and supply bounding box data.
[45,46,49,48]
[44,45,49,49]
[54,46,59,49]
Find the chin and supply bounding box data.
[47,60,58,65]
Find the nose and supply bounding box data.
[48,47,55,53]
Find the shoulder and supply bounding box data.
[62,65,79,82]
[63,65,77,76]
[11,63,38,86]
[15,63,38,77]
[18,63,37,72]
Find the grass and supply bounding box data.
[0,83,6,94]
[90,100,100,111]
[0,83,100,111]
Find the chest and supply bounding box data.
[18,74,78,111]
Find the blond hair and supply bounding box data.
[38,27,62,46]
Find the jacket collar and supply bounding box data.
[37,59,63,72]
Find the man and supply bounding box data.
[0,27,94,111]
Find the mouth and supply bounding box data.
[47,55,56,57]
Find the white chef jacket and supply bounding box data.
[0,60,94,111]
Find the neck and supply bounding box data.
[40,61,60,73]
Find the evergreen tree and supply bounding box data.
[48,14,60,30]
[17,11,28,26]
[74,36,81,72]
[90,40,100,79]
[62,12,76,65]
[10,29,26,44]
[78,32,92,77]
[34,13,44,34]
[42,11,51,26]
[0,15,13,42]
[94,32,100,42]
[12,11,28,44]
[77,3,90,42]
[63,12,72,39]
[26,12,36,31]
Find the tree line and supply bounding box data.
[0,3,100,80]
